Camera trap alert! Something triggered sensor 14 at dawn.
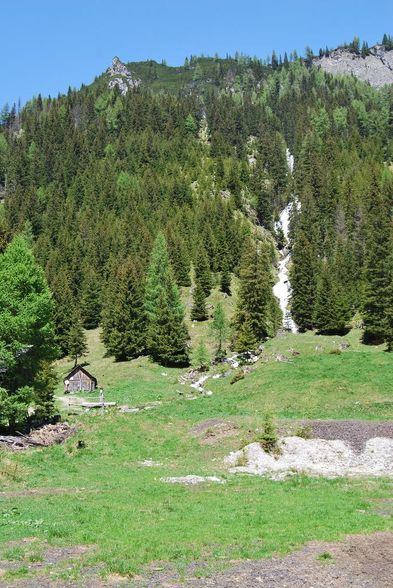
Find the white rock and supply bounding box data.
[226,436,393,478]
[160,475,225,485]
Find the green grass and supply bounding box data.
[1,305,393,582]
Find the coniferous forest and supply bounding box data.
[1,48,393,431]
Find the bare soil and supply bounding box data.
[306,420,393,453]
[134,531,393,587]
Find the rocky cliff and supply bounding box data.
[314,45,393,88]
[106,57,141,95]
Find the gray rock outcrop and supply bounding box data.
[107,56,141,95]
[314,46,393,88]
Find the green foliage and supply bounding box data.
[145,234,189,366]
[101,258,146,361]
[232,239,281,351]
[191,280,208,321]
[195,246,213,297]
[209,302,229,358]
[192,339,210,370]
[256,413,279,453]
[0,236,57,393]
[67,312,88,367]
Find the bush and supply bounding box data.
[230,370,245,385]
[294,424,313,439]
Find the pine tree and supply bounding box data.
[191,280,208,321]
[67,311,88,367]
[220,256,231,295]
[210,302,229,358]
[101,259,146,361]
[194,245,213,297]
[232,239,280,351]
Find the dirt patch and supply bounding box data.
[191,420,238,444]
[0,487,92,499]
[132,531,393,587]
[0,541,95,587]
[307,420,393,453]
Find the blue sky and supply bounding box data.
[1,0,393,106]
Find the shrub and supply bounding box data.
[230,370,245,385]
[294,424,313,439]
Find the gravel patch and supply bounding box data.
[308,420,393,453]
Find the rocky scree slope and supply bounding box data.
[314,45,393,88]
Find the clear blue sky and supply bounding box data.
[1,0,393,106]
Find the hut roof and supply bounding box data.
[64,365,97,385]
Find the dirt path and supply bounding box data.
[135,531,393,587]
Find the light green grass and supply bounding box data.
[1,308,392,582]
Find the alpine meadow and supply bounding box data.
[1,20,393,587]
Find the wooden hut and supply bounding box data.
[64,365,97,393]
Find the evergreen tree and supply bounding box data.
[192,339,210,371]
[313,259,349,334]
[51,271,75,356]
[150,281,189,367]
[210,302,230,358]
[191,280,208,321]
[101,258,146,361]
[145,234,189,366]
[232,239,281,351]
[80,268,102,330]
[362,182,390,344]
[194,245,213,297]
[67,311,88,367]
[220,256,231,295]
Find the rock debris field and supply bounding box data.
[226,435,393,479]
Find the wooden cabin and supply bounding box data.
[64,365,97,393]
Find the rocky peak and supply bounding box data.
[313,45,393,88]
[106,57,141,95]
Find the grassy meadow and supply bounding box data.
[0,285,393,584]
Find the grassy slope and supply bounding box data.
[0,287,392,582]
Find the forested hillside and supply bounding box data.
[1,49,393,377]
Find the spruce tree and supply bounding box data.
[150,281,189,367]
[313,259,349,335]
[145,234,189,366]
[290,227,319,331]
[102,258,146,361]
[51,271,75,357]
[232,239,280,351]
[80,267,102,330]
[67,312,88,367]
[220,256,231,296]
[194,245,213,297]
[191,280,208,321]
[362,182,390,344]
